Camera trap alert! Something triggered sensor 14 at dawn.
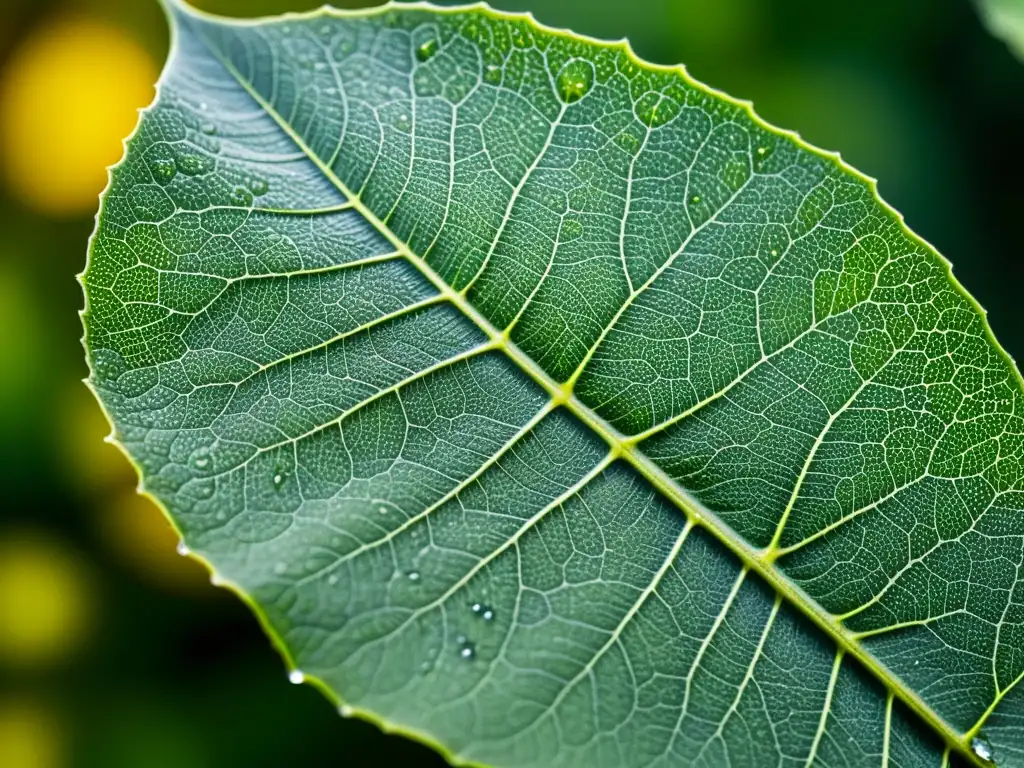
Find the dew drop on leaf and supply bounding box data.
[472,602,495,621]
[176,541,190,557]
[248,177,269,196]
[972,736,993,763]
[231,187,252,207]
[416,38,438,62]
[200,122,217,135]
[406,570,420,582]
[288,669,305,685]
[190,446,210,470]
[176,153,210,176]
[561,218,583,240]
[556,60,594,104]
[149,156,177,184]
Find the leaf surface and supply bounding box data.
[82,2,1024,765]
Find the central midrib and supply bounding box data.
[186,10,982,765]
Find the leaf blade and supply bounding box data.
[82,2,1024,765]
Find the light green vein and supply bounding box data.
[294,399,557,588]
[804,648,844,768]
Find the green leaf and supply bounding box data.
[81,1,1024,765]
[979,0,1024,60]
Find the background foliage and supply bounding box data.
[1,0,1022,765]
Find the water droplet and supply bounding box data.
[378,505,388,515]
[288,669,305,685]
[339,704,354,717]
[274,562,287,575]
[484,64,501,84]
[327,574,338,586]
[248,177,269,196]
[176,153,212,176]
[149,156,177,184]
[616,132,639,152]
[176,541,190,557]
[770,248,778,257]
[561,218,583,240]
[690,195,701,205]
[314,61,326,72]
[395,114,410,131]
[273,471,287,489]
[417,38,438,62]
[455,634,476,660]
[556,60,594,104]
[471,602,494,621]
[201,122,217,135]
[190,445,211,470]
[232,186,254,207]
[407,571,420,582]
[757,146,767,156]
[319,24,332,37]
[972,736,993,762]
[199,102,208,111]
[210,573,224,586]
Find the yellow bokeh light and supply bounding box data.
[58,384,136,497]
[0,16,157,216]
[0,535,94,668]
[100,491,211,594]
[0,701,63,768]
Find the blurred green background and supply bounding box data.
[0,0,1020,765]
